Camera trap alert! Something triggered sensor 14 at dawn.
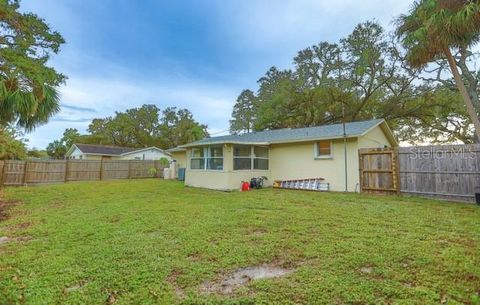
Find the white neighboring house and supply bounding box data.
[65,144,172,161]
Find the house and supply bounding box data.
[65,144,172,161]
[174,119,397,192]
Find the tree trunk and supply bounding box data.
[444,47,480,141]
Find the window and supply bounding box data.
[315,140,332,158]
[190,148,205,169]
[233,145,269,170]
[190,146,223,170]
[207,146,223,170]
[253,146,269,170]
[233,145,252,170]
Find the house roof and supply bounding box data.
[180,119,395,147]
[166,147,187,153]
[73,144,137,155]
[67,144,171,157]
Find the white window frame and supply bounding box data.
[190,146,224,171]
[314,140,333,159]
[233,145,269,171]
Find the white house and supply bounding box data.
[65,144,172,161]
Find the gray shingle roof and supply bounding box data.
[181,119,386,147]
[75,144,138,155]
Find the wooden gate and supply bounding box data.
[358,148,399,194]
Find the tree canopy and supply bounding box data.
[0,0,65,130]
[47,104,209,158]
[230,20,480,144]
[396,0,480,140]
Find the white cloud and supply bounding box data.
[26,76,237,148]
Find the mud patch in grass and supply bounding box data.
[200,263,294,295]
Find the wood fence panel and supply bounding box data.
[24,160,66,184]
[399,145,480,202]
[102,160,130,180]
[66,160,101,181]
[2,160,26,186]
[130,160,157,178]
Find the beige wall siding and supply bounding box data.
[170,151,187,168]
[358,125,393,149]
[269,139,359,192]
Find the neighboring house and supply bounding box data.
[65,144,172,161]
[173,119,396,192]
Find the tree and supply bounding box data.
[230,89,257,134]
[159,107,208,148]
[46,140,66,159]
[27,148,48,159]
[62,128,80,148]
[84,104,208,149]
[46,128,80,159]
[396,0,480,140]
[0,0,65,130]
[0,126,26,160]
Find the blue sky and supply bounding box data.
[22,0,411,149]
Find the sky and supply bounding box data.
[21,0,412,149]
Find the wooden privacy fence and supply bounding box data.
[359,144,480,202]
[0,159,166,187]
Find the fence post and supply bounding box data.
[64,159,69,183]
[128,160,132,179]
[0,161,5,189]
[22,160,28,186]
[99,159,104,180]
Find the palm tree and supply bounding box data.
[396,0,480,140]
[0,79,60,131]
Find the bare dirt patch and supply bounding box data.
[167,268,186,299]
[200,263,294,295]
[0,198,17,221]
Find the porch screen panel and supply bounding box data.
[233,145,251,170]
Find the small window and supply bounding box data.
[315,141,332,158]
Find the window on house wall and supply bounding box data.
[315,140,332,158]
[207,146,223,170]
[233,145,269,170]
[233,145,252,170]
[253,146,269,170]
[190,146,224,170]
[190,148,205,169]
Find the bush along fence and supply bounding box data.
[0,159,167,187]
[359,144,480,203]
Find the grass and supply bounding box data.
[0,179,479,305]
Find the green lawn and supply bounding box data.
[0,180,479,305]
